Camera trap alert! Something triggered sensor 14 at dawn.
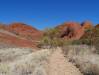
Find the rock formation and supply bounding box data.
[0,21,96,48]
[81,21,93,30]
[0,23,43,48]
[57,21,94,40]
[57,22,84,40]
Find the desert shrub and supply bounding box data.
[78,28,94,45]
[72,27,99,53]
[72,39,92,46]
[70,28,93,45]
[38,28,72,48]
[0,63,10,75]
[92,28,99,53]
[62,45,95,58]
[44,28,60,38]
[93,37,99,53]
[62,45,99,75]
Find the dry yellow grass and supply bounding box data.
[63,45,99,75]
[0,48,51,75]
[0,47,83,75]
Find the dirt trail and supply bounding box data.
[48,48,82,75]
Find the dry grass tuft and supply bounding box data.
[0,48,51,75]
[62,45,99,75]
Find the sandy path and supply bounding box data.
[48,48,82,75]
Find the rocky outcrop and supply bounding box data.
[57,21,94,40]
[57,22,84,40]
[81,21,93,30]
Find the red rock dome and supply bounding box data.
[57,22,84,40]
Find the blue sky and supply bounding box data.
[0,0,99,30]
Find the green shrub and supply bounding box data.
[43,28,61,38]
[38,28,71,48]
